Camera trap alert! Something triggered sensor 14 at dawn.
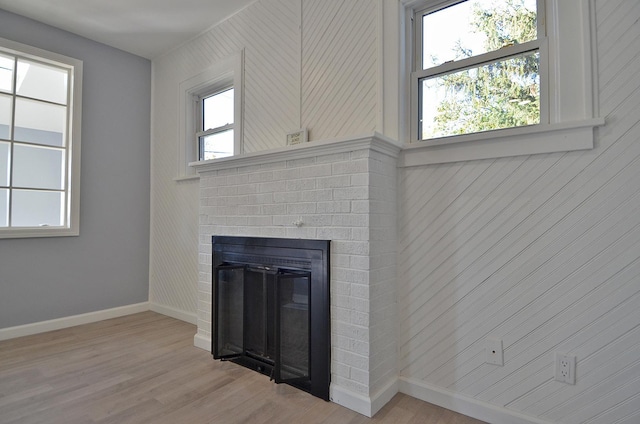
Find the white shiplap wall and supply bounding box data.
[397,1,640,423]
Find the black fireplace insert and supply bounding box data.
[211,236,330,401]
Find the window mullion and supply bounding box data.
[414,39,542,80]
[197,123,234,138]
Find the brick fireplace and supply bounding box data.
[191,133,400,416]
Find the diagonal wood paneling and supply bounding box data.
[301,0,377,141]
[398,1,640,423]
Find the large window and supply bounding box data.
[412,0,544,141]
[0,38,82,238]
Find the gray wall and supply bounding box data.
[0,9,151,328]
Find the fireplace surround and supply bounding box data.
[212,236,331,400]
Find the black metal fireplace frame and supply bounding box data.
[211,236,330,401]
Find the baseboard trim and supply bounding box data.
[149,302,197,325]
[194,333,211,351]
[371,377,399,416]
[0,302,150,341]
[399,377,553,424]
[330,384,374,417]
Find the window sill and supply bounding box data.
[0,227,79,239]
[399,118,605,167]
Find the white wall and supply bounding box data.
[397,1,640,423]
[150,0,640,422]
[0,9,151,329]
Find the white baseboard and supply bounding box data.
[149,302,197,324]
[0,302,150,341]
[194,333,211,351]
[371,378,399,416]
[330,384,374,417]
[399,376,553,424]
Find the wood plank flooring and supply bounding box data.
[0,312,485,424]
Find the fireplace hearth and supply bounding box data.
[212,236,330,401]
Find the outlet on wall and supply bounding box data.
[555,352,576,384]
[485,337,503,366]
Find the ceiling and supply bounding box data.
[0,0,257,59]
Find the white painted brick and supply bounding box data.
[351,310,369,327]
[350,149,371,160]
[285,227,317,239]
[333,281,351,296]
[350,173,369,187]
[226,173,249,185]
[334,268,369,285]
[332,305,351,323]
[260,160,286,170]
[333,334,352,350]
[236,164,261,174]
[317,227,352,240]
[331,375,368,396]
[273,191,302,203]
[248,170,274,183]
[331,254,350,268]
[332,347,369,371]
[248,216,273,226]
[301,189,333,202]
[262,204,286,215]
[247,193,274,204]
[258,180,287,193]
[237,184,258,195]
[273,168,300,181]
[218,186,237,196]
[237,204,262,215]
[349,255,370,270]
[332,362,351,378]
[217,167,238,176]
[317,201,350,213]
[350,342,371,362]
[287,202,316,214]
[350,228,369,241]
[333,241,369,255]
[299,164,332,178]
[332,159,369,175]
[350,367,370,385]
[286,178,316,191]
[316,175,350,189]
[350,283,370,299]
[299,214,332,227]
[333,214,369,227]
[333,186,369,200]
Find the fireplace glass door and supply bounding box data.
[214,264,312,387]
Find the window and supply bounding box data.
[399,0,603,166]
[0,37,82,238]
[197,87,234,161]
[177,51,243,180]
[412,0,544,141]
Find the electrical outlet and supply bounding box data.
[485,337,503,366]
[555,352,576,384]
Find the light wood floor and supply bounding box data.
[0,312,485,424]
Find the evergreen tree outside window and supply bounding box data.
[412,0,545,141]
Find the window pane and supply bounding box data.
[12,189,64,227]
[14,98,67,147]
[0,54,14,93]
[0,189,7,227]
[203,88,233,130]
[16,59,68,104]
[200,129,234,160]
[422,0,537,69]
[0,141,9,186]
[0,94,10,140]
[420,51,540,139]
[13,144,65,190]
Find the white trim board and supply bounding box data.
[399,377,553,424]
[0,302,149,341]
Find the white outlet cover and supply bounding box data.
[555,352,576,384]
[485,337,503,366]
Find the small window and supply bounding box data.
[412,0,544,141]
[0,38,82,238]
[198,87,234,161]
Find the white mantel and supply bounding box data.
[192,132,400,417]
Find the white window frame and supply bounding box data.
[0,37,83,239]
[397,0,604,167]
[176,50,243,180]
[196,86,234,161]
[411,0,548,142]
